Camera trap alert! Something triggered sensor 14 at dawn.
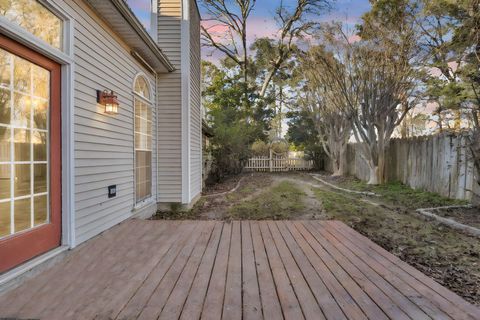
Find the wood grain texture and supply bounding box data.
[0,219,478,320]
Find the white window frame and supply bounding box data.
[133,73,154,208]
[0,0,76,248]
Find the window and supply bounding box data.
[0,47,50,238]
[134,75,152,203]
[0,0,63,50]
[126,0,157,38]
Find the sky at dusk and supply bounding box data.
[126,0,372,61]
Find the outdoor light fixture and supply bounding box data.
[97,90,119,114]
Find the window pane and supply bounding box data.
[13,56,31,93]
[126,1,152,35]
[14,197,31,232]
[14,164,30,197]
[34,164,47,194]
[0,87,11,125]
[32,65,49,99]
[0,0,62,50]
[0,201,10,238]
[0,50,11,88]
[14,129,30,161]
[0,165,10,200]
[33,98,48,129]
[13,93,31,128]
[34,195,47,226]
[33,130,47,161]
[0,127,10,162]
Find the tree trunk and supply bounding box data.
[470,130,480,205]
[367,165,381,185]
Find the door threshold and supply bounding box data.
[0,246,69,294]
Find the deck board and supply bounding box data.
[0,219,478,320]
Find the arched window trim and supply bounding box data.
[133,73,152,103]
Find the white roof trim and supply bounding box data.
[84,0,175,73]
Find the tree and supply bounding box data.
[299,44,353,176]
[286,110,325,170]
[201,61,272,181]
[351,0,420,184]
[200,0,331,107]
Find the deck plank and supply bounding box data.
[250,221,284,320]
[274,221,347,320]
[158,221,216,320]
[241,221,263,320]
[284,222,368,320]
[331,221,480,320]
[200,221,232,320]
[116,222,199,319]
[179,222,223,320]
[310,221,431,320]
[223,221,243,320]
[137,222,211,320]
[267,221,326,320]
[325,221,457,320]
[0,219,478,320]
[259,221,305,320]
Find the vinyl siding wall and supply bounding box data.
[157,0,183,202]
[57,0,158,244]
[189,0,202,199]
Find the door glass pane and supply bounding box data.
[34,195,47,226]
[33,99,48,129]
[14,164,30,197]
[0,127,10,162]
[32,66,49,99]
[14,198,31,232]
[0,165,10,200]
[0,48,50,240]
[14,129,30,161]
[0,201,10,237]
[13,93,31,127]
[13,57,31,93]
[0,88,11,124]
[0,50,11,88]
[33,130,47,161]
[34,164,47,194]
[0,0,63,50]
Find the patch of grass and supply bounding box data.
[228,181,305,220]
[314,187,480,304]
[336,179,468,209]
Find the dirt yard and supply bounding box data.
[154,172,480,305]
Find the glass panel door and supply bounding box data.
[0,47,49,239]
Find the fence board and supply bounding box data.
[328,133,477,201]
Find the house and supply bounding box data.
[0,0,202,276]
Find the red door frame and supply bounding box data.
[0,34,62,273]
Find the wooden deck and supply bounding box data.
[0,220,478,320]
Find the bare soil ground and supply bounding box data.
[154,172,480,305]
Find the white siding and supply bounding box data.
[189,0,202,199]
[57,0,158,244]
[157,0,183,202]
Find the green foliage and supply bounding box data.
[228,181,305,220]
[333,179,468,209]
[202,61,273,181]
[286,110,325,170]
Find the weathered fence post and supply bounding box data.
[269,149,273,172]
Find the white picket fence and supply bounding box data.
[245,156,314,172]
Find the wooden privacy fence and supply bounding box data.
[326,132,479,201]
[245,155,314,172]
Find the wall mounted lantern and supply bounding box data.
[97,90,119,114]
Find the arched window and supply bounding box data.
[133,74,152,203]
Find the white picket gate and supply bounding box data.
[245,153,313,172]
